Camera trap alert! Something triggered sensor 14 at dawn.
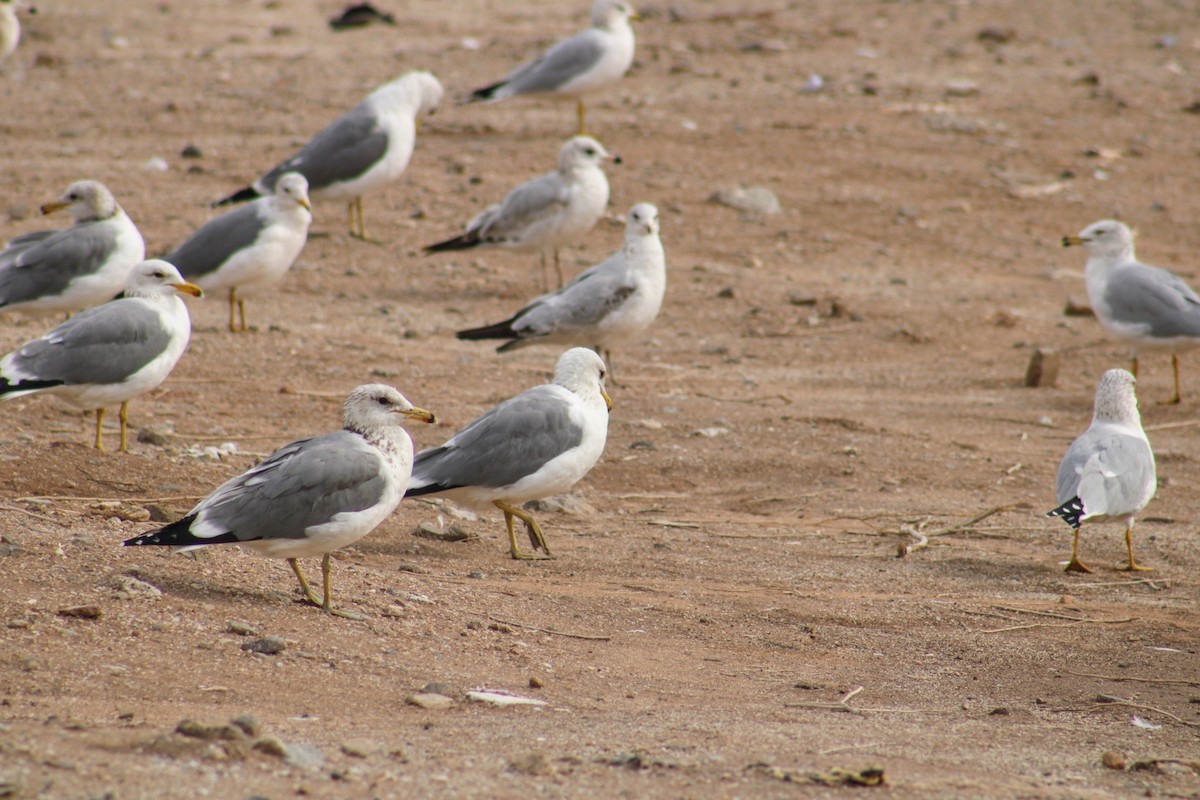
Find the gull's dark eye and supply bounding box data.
[376,396,391,406]
[584,147,596,156]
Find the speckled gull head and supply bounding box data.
[1062,219,1136,264]
[40,180,121,224]
[342,382,437,437]
[376,69,444,118]
[1091,367,1141,427]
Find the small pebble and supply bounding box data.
[230,715,261,737]
[57,605,102,620]
[226,620,259,637]
[241,636,287,655]
[1101,751,1126,771]
[253,735,288,758]
[405,693,453,710]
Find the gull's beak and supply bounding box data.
[171,281,205,298]
[601,388,613,412]
[1062,235,1085,247]
[630,10,642,21]
[299,196,312,211]
[40,200,70,215]
[399,406,437,424]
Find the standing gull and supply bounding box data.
[1047,369,1157,573]
[424,136,612,288]
[0,260,202,452]
[467,0,638,134]
[169,172,311,333]
[123,384,436,618]
[457,202,665,377]
[406,348,611,560]
[216,70,443,240]
[1064,219,1200,404]
[0,181,145,317]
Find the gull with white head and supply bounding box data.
[1047,369,1157,573]
[406,348,611,560]
[0,260,202,451]
[1064,219,1200,404]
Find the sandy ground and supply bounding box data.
[1,1,1198,798]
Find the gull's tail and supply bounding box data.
[123,514,238,549]
[0,377,63,400]
[456,318,517,344]
[424,231,481,254]
[464,81,506,105]
[213,186,261,208]
[1046,497,1084,530]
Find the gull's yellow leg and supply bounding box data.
[1064,527,1092,573]
[494,500,551,560]
[576,100,587,135]
[288,557,325,607]
[1167,353,1182,405]
[1118,523,1154,572]
[118,401,130,453]
[554,248,564,289]
[237,296,248,333]
[1130,353,1138,379]
[348,197,368,240]
[319,552,369,619]
[227,288,239,333]
[94,408,105,450]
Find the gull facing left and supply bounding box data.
[124,384,435,618]
[0,260,202,451]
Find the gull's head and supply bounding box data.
[344,383,436,434]
[560,136,611,173]
[592,0,639,27]
[1092,368,1141,426]
[625,202,659,239]
[1062,219,1135,262]
[381,70,444,119]
[274,172,312,212]
[554,347,613,412]
[125,259,204,300]
[41,180,119,223]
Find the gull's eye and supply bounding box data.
[584,147,596,156]
[376,396,391,406]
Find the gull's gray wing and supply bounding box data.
[502,30,607,95]
[1104,265,1200,338]
[260,104,388,192]
[189,431,388,541]
[7,299,172,384]
[0,222,119,308]
[476,173,569,240]
[167,203,268,281]
[509,257,635,335]
[409,385,582,492]
[1055,430,1155,517]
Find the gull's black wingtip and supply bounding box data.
[1046,497,1084,530]
[213,187,260,208]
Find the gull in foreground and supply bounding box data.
[424,136,611,288]
[0,0,18,62]
[467,0,638,134]
[124,385,435,618]
[0,180,145,317]
[0,260,202,451]
[169,173,311,332]
[457,203,664,376]
[1065,219,1200,404]
[216,70,443,240]
[406,348,611,560]
[1047,369,1156,573]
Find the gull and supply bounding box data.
[424,136,611,288]
[456,202,664,377]
[123,385,435,618]
[406,347,611,560]
[168,172,311,333]
[216,70,443,240]
[467,0,639,134]
[0,180,145,317]
[0,260,202,452]
[1047,369,1157,573]
[1065,219,1200,404]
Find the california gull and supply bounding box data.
[406,347,611,560]
[0,180,145,317]
[457,202,664,377]
[425,136,612,289]
[0,260,202,451]
[467,0,638,134]
[216,70,443,240]
[1065,219,1200,404]
[1047,368,1157,573]
[124,384,435,618]
[169,172,311,332]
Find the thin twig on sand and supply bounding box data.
[784,686,918,715]
[1065,670,1200,688]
